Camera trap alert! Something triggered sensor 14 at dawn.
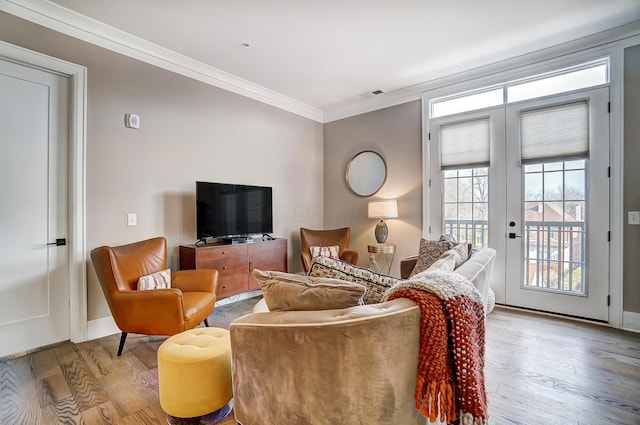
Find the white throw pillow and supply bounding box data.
[138,269,171,290]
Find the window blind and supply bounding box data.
[520,101,588,163]
[440,118,490,169]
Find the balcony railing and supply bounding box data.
[444,219,586,294]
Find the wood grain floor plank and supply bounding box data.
[38,372,72,407]
[41,395,85,425]
[82,401,125,425]
[79,345,114,379]
[59,355,109,412]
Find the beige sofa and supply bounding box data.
[229,247,496,425]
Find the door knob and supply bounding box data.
[508,233,522,239]
[47,238,66,246]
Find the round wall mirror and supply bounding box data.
[345,150,387,197]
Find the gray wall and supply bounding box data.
[0,12,323,321]
[323,101,423,277]
[624,45,640,314]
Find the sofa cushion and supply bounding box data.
[409,239,454,277]
[253,269,365,311]
[427,251,457,272]
[308,256,400,304]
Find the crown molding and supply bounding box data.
[0,0,324,122]
[324,19,640,123]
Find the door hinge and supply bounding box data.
[607,166,610,178]
[428,132,431,141]
[607,231,611,242]
[607,295,611,306]
[428,178,431,187]
[428,225,432,234]
[607,102,611,113]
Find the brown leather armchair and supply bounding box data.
[300,227,359,272]
[90,237,218,356]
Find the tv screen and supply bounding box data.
[196,181,273,240]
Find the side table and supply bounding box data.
[367,243,396,275]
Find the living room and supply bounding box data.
[1,1,640,424]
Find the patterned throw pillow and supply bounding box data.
[309,245,340,259]
[253,269,365,311]
[408,239,454,277]
[137,269,171,290]
[308,256,400,304]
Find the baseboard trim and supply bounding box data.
[215,290,262,307]
[622,311,640,333]
[87,315,120,341]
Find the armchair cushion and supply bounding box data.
[309,245,340,259]
[253,269,365,311]
[308,256,400,304]
[137,268,171,290]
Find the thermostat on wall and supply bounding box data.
[125,113,140,129]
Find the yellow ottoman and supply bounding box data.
[158,328,232,423]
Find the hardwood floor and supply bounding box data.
[1,301,638,424]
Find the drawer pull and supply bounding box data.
[222,266,228,270]
[222,285,228,289]
[222,251,227,255]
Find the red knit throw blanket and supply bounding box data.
[383,270,488,425]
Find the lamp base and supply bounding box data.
[374,219,388,244]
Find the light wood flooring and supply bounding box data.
[1,301,639,425]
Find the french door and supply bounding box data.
[504,88,610,321]
[430,87,610,321]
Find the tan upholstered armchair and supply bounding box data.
[90,237,218,356]
[299,227,359,272]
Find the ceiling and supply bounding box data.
[10,0,640,121]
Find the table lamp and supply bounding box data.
[368,200,398,244]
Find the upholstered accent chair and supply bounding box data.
[90,237,218,356]
[299,227,359,272]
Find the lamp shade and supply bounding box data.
[368,200,398,219]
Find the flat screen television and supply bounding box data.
[196,181,273,243]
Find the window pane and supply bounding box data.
[458,177,473,202]
[459,203,472,220]
[525,173,542,201]
[544,162,564,171]
[458,168,473,177]
[544,172,563,201]
[525,163,543,173]
[444,169,458,178]
[565,170,585,200]
[508,62,607,103]
[444,178,458,202]
[444,203,457,220]
[473,176,489,202]
[473,167,489,176]
[474,203,488,221]
[565,160,585,170]
[432,88,503,118]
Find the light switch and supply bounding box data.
[629,211,640,225]
[127,213,137,226]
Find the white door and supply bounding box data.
[504,88,610,321]
[0,59,70,356]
